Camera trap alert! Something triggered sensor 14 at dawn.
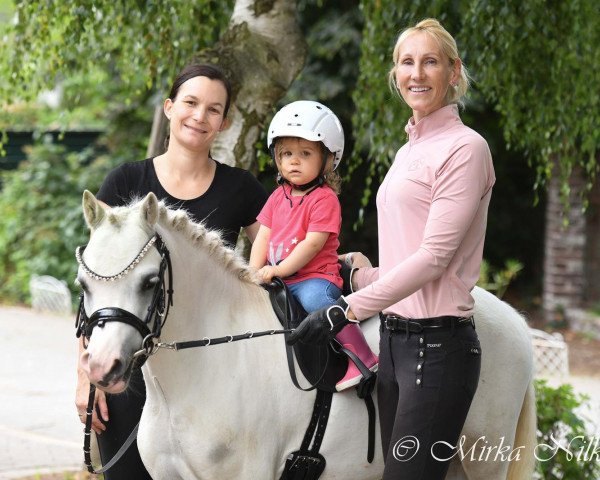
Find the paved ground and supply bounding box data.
[0,305,598,479]
[0,306,82,479]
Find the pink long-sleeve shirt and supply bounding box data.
[347,104,495,320]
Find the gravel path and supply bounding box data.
[0,306,82,479]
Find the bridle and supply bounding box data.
[75,233,174,362]
[73,230,303,474]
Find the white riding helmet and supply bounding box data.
[267,100,344,170]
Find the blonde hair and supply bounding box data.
[274,137,341,194]
[388,18,471,107]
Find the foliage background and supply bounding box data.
[0,0,597,311]
[0,141,112,303]
[534,379,600,479]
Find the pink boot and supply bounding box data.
[335,323,378,391]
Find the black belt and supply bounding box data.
[380,314,474,333]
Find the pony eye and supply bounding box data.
[76,277,89,293]
[142,276,159,291]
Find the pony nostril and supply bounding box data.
[99,358,125,387]
[80,351,91,374]
[107,359,123,378]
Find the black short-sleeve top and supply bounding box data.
[96,158,268,248]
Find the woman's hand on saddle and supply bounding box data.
[287,297,357,345]
[339,252,372,295]
[340,252,372,268]
[76,373,108,434]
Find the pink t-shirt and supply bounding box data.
[257,185,343,288]
[347,104,495,320]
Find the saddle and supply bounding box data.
[264,278,347,392]
[265,274,377,479]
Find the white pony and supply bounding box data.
[77,191,536,479]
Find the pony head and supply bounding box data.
[77,191,165,393]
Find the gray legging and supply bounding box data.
[377,320,481,479]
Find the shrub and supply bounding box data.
[477,258,523,299]
[535,379,600,479]
[0,137,115,304]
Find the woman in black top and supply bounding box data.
[75,64,267,479]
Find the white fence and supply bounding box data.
[30,275,72,315]
[530,328,570,379]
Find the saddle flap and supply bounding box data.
[264,279,346,392]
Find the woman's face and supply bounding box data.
[394,32,460,123]
[164,76,229,152]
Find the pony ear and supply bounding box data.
[140,192,159,226]
[82,190,105,230]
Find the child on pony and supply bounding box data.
[250,100,378,391]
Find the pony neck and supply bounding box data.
[154,222,277,339]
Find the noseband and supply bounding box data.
[75,234,174,363]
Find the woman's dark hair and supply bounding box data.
[168,64,232,117]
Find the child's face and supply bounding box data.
[276,137,324,186]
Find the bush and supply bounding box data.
[0,137,115,304]
[477,258,523,299]
[535,379,600,479]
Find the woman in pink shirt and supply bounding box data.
[288,19,495,479]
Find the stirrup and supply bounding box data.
[280,450,326,480]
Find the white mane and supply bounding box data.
[107,198,258,285]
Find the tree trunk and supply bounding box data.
[146,103,168,158]
[147,0,307,170]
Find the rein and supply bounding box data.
[75,233,299,474]
[145,327,292,353]
[80,327,294,475]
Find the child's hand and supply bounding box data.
[257,265,279,284]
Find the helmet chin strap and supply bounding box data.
[277,174,324,191]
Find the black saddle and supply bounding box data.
[266,274,379,471]
[264,278,346,393]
